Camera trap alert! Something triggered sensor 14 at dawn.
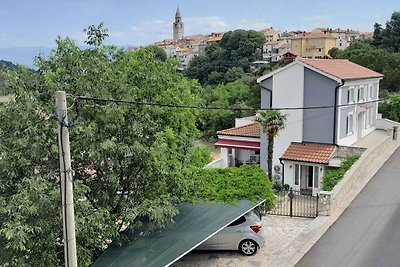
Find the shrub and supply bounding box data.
[322,155,359,191]
[193,165,275,209]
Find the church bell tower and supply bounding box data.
[173,7,184,40]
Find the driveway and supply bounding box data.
[173,215,312,267]
[297,148,400,267]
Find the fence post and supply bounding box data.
[393,126,398,140]
[289,187,293,218]
[316,194,319,217]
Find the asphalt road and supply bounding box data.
[297,148,400,267]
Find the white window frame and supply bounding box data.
[313,166,319,189]
[369,84,374,100]
[348,87,355,104]
[294,164,300,186]
[359,86,365,102]
[346,113,354,136]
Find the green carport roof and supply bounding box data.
[92,199,264,267]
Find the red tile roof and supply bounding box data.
[217,123,260,138]
[281,143,336,164]
[299,58,384,80]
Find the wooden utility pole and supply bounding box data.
[56,91,78,267]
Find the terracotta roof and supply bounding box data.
[281,143,336,164]
[264,41,279,45]
[299,58,384,80]
[217,123,260,138]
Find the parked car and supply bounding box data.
[196,210,266,256]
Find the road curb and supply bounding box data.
[275,139,400,267]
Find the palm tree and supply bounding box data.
[255,110,287,181]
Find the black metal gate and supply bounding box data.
[265,188,319,218]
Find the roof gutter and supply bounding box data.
[333,79,345,145]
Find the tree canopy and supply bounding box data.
[0,28,211,266]
[185,29,265,85]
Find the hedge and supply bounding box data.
[322,155,359,191]
[193,165,275,209]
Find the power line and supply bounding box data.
[74,95,388,112]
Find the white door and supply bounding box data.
[293,164,301,191]
[312,166,320,196]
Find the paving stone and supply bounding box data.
[172,215,313,267]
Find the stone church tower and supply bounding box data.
[173,7,184,40]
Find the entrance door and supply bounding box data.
[293,164,301,191]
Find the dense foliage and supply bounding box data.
[0,60,19,94]
[185,29,265,85]
[194,165,275,209]
[198,76,260,137]
[322,156,359,191]
[0,26,212,266]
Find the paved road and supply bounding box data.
[297,148,400,267]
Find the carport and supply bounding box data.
[92,199,265,267]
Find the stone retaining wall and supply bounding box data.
[318,135,393,215]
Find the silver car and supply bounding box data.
[196,210,266,256]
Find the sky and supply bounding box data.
[0,0,398,49]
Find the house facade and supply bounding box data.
[257,58,383,195]
[213,117,261,168]
[290,33,336,59]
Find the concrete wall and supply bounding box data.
[303,69,337,143]
[259,64,304,176]
[260,77,273,171]
[319,134,394,216]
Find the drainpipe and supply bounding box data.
[259,84,273,109]
[279,158,285,187]
[333,79,345,145]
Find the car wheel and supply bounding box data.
[239,239,258,256]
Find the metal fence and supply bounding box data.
[264,188,319,218]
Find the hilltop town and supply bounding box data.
[134,8,373,68]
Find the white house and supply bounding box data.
[256,58,384,195]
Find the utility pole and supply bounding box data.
[56,91,78,267]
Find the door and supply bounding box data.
[217,216,247,250]
[307,166,314,191]
[293,164,301,191]
[312,166,320,196]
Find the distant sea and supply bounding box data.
[0,45,132,69]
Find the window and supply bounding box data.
[347,87,355,103]
[369,85,374,100]
[318,48,323,52]
[346,114,354,135]
[358,86,364,102]
[228,216,246,227]
[313,166,319,188]
[307,166,313,187]
[294,164,300,185]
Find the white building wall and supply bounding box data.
[337,79,381,146]
[269,64,305,176]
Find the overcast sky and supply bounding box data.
[0,0,398,49]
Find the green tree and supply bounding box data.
[380,11,400,52]
[255,110,286,181]
[185,29,265,85]
[198,76,260,138]
[0,28,211,266]
[146,45,168,62]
